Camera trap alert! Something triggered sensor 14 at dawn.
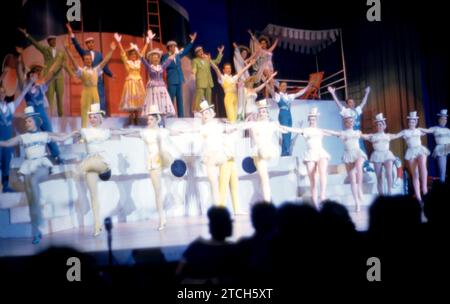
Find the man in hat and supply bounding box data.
[191,45,224,112]
[18,28,74,117]
[66,23,113,114]
[161,33,197,117]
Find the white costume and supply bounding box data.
[199,120,228,166]
[249,120,281,160]
[244,88,258,117]
[401,129,430,160]
[140,128,175,170]
[430,126,450,157]
[300,127,330,162]
[368,133,396,163]
[80,127,112,166]
[19,132,53,175]
[339,129,367,163]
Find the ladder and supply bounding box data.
[147,0,163,43]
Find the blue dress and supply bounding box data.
[277,96,292,156]
[0,103,14,189]
[24,83,60,158]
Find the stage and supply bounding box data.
[0,208,369,260]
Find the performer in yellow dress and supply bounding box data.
[65,41,116,127]
[114,31,152,125]
[211,59,254,122]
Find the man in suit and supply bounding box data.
[191,45,224,112]
[161,32,197,117]
[18,28,73,117]
[66,23,113,114]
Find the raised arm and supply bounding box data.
[18,28,47,54]
[97,42,117,71]
[12,78,34,110]
[66,23,86,57]
[141,30,155,57]
[64,44,81,71]
[327,86,345,110]
[178,33,196,58]
[213,45,224,65]
[254,71,278,93]
[15,47,27,88]
[359,86,371,110]
[0,136,21,148]
[235,59,255,80]
[209,58,223,80]
[267,38,279,53]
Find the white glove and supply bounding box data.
[114,33,122,42]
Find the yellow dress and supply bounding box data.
[119,52,146,112]
[220,74,239,122]
[77,67,101,127]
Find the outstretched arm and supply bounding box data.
[389,131,404,140]
[18,28,47,54]
[15,47,27,89]
[64,44,81,71]
[12,78,34,110]
[322,129,340,137]
[290,83,312,99]
[213,45,224,65]
[210,59,223,80]
[141,29,155,57]
[327,86,345,110]
[48,130,80,143]
[0,136,21,148]
[66,23,86,57]
[419,127,434,134]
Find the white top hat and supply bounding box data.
[146,48,163,58]
[194,46,203,53]
[147,105,161,115]
[340,108,355,119]
[437,109,448,117]
[257,99,269,109]
[87,103,105,116]
[307,107,320,117]
[47,35,56,40]
[374,113,386,122]
[166,40,177,47]
[23,106,40,118]
[199,99,214,112]
[407,111,419,120]
[84,37,95,43]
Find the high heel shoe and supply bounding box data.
[32,232,42,245]
[93,226,103,237]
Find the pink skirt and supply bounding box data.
[142,85,176,116]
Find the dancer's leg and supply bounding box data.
[229,161,240,214]
[80,156,108,235]
[384,160,393,195]
[374,162,383,195]
[305,161,318,207]
[318,158,328,202]
[254,157,271,202]
[218,161,232,207]
[150,169,166,230]
[25,167,49,243]
[355,157,364,203]
[418,154,428,195]
[206,164,220,205]
[408,159,421,201]
[437,155,447,183]
[346,163,359,211]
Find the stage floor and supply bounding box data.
[0,207,369,259]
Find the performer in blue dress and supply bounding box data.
[161,33,197,117]
[66,23,113,113]
[271,81,310,156]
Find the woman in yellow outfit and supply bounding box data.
[65,41,116,127]
[211,59,254,122]
[114,31,152,125]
